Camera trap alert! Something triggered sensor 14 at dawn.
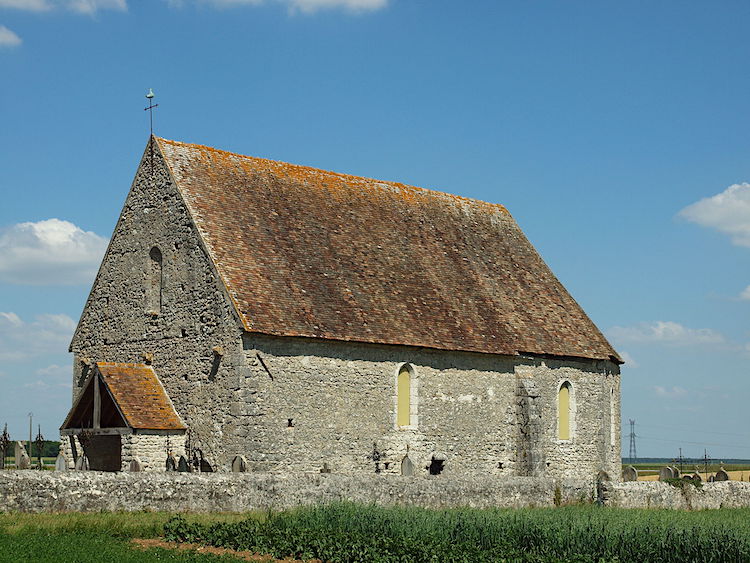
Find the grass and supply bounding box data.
[165,503,750,562]
[0,512,265,563]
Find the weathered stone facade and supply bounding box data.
[65,138,621,479]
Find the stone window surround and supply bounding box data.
[555,379,576,444]
[393,362,418,430]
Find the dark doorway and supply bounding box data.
[428,457,444,475]
[84,435,122,471]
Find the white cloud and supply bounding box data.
[67,0,126,14]
[653,385,687,399]
[607,321,725,347]
[0,312,75,362]
[0,219,107,285]
[679,183,750,247]
[174,0,387,13]
[618,350,639,368]
[35,364,69,377]
[0,0,52,10]
[0,0,125,12]
[740,285,750,301]
[0,24,21,47]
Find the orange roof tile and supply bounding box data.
[156,137,620,363]
[96,362,186,431]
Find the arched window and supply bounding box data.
[397,365,411,427]
[146,246,163,314]
[610,386,616,447]
[558,381,571,440]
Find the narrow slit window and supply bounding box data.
[558,382,571,440]
[147,246,163,314]
[397,365,411,427]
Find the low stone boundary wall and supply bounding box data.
[1,472,593,513]
[2,472,750,513]
[609,481,750,510]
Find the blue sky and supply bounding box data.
[1,0,749,460]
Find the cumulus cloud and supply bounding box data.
[654,386,687,399]
[0,312,76,362]
[0,219,107,285]
[679,183,750,247]
[740,285,750,301]
[172,0,387,13]
[0,0,126,12]
[0,24,21,47]
[618,350,639,368]
[607,321,724,347]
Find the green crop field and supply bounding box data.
[3,504,750,562]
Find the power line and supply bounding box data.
[636,434,750,451]
[634,422,750,440]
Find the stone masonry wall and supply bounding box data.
[69,140,244,465]
[239,334,620,480]
[2,473,749,513]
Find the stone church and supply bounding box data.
[61,136,622,477]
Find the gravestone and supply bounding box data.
[708,475,715,482]
[74,455,89,471]
[231,456,247,473]
[658,466,674,481]
[320,463,331,474]
[166,454,177,472]
[691,472,702,482]
[17,452,30,470]
[177,455,189,472]
[671,466,681,478]
[54,453,68,471]
[401,455,415,476]
[129,457,143,472]
[715,467,729,481]
[622,465,638,482]
[14,442,29,469]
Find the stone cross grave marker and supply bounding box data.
[622,465,638,482]
[54,453,68,471]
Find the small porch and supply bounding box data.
[61,362,186,471]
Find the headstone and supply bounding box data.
[74,455,89,471]
[17,451,30,470]
[129,457,143,472]
[177,455,189,472]
[691,472,702,482]
[715,467,729,481]
[320,462,331,474]
[231,455,247,473]
[671,466,681,479]
[708,475,715,482]
[54,453,68,471]
[14,441,29,469]
[622,465,638,482]
[658,466,674,481]
[166,454,177,472]
[401,455,414,476]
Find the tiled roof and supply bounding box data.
[157,137,620,363]
[96,362,186,430]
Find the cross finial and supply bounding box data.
[144,88,159,136]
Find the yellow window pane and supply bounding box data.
[558,384,570,440]
[397,367,411,427]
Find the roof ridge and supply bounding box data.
[155,136,510,215]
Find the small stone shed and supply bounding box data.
[61,362,186,471]
[64,136,622,477]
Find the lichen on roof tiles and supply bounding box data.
[156,137,620,363]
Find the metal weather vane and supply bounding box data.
[144,88,159,136]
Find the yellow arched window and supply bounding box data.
[397,365,411,427]
[558,382,571,440]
